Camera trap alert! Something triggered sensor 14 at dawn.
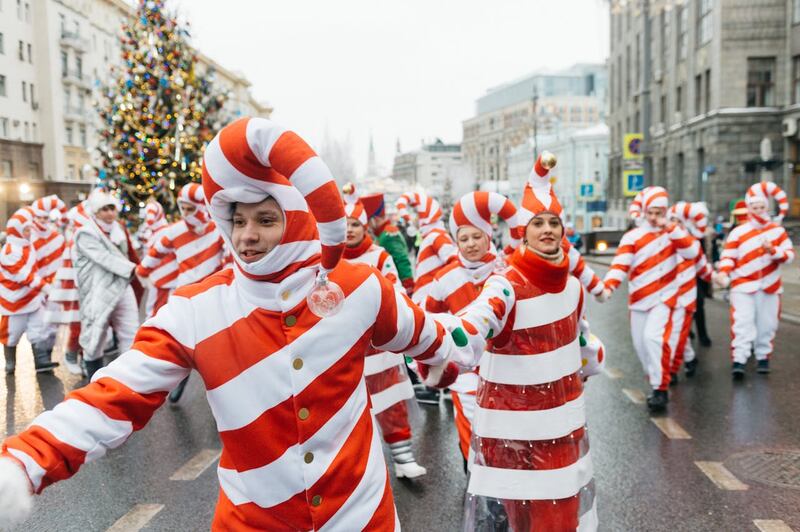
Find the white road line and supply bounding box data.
[650,417,692,439]
[694,461,748,491]
[603,367,623,379]
[106,504,164,532]
[754,520,794,532]
[170,448,221,481]
[622,388,646,404]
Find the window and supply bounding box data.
[76,55,82,79]
[0,75,5,97]
[29,162,39,178]
[16,0,21,20]
[747,57,776,107]
[660,9,671,70]
[63,86,70,111]
[61,51,68,77]
[0,32,4,55]
[794,56,800,103]
[677,5,688,60]
[31,122,36,141]
[0,160,12,177]
[18,40,23,61]
[26,43,31,63]
[697,0,713,46]
[704,69,711,112]
[660,93,667,123]
[59,14,65,35]
[79,125,86,147]
[23,121,29,141]
[0,117,7,137]
[697,148,706,200]
[77,91,84,110]
[676,84,683,113]
[29,82,34,104]
[73,20,79,36]
[65,124,73,145]
[21,81,26,102]
[635,33,641,89]
[24,2,28,22]
[67,164,75,180]
[695,74,703,115]
[626,45,631,98]
[675,152,685,199]
[795,0,800,24]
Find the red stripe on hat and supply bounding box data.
[306,182,345,224]
[217,117,274,181]
[269,131,318,178]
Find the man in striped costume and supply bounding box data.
[667,202,712,382]
[448,153,604,531]
[137,200,178,318]
[0,118,464,530]
[603,186,700,412]
[425,190,521,472]
[714,181,794,378]
[396,192,458,306]
[0,208,59,374]
[342,196,426,479]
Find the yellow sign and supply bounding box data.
[623,133,644,161]
[622,170,644,197]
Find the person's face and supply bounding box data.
[97,204,118,224]
[645,206,667,227]
[34,215,49,229]
[231,197,285,264]
[457,225,490,262]
[21,225,31,239]
[525,213,563,255]
[749,201,767,217]
[346,218,367,247]
[178,201,197,217]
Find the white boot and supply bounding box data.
[389,440,427,479]
[0,458,33,528]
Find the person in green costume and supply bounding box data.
[360,192,416,296]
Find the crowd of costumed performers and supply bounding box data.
[0,116,794,531]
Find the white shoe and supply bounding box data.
[64,353,83,375]
[394,461,427,479]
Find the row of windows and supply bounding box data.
[0,0,33,22]
[0,74,36,106]
[0,116,38,143]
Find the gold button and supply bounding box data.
[281,290,290,301]
[285,315,297,327]
[311,495,322,507]
[298,407,310,420]
[304,452,314,464]
[292,358,303,370]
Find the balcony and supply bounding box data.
[63,106,90,123]
[61,69,91,90]
[60,31,89,52]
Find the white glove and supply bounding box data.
[712,271,730,289]
[594,288,611,303]
[0,457,33,529]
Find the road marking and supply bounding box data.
[622,388,646,404]
[106,504,163,532]
[603,367,623,379]
[694,461,748,491]
[170,448,221,481]
[650,417,692,439]
[754,520,794,532]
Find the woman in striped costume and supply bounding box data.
[714,181,794,378]
[425,190,521,472]
[138,200,178,318]
[453,153,605,531]
[0,208,58,374]
[0,117,465,530]
[342,196,426,479]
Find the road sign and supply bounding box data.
[622,170,644,197]
[623,133,644,161]
[580,184,595,198]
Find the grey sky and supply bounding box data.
[177,0,610,176]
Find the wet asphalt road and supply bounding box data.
[2,263,800,531]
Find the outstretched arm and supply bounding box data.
[136,232,175,278]
[602,232,635,295]
[75,231,135,279]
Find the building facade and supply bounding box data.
[608,0,800,226]
[462,64,607,188]
[0,0,269,221]
[391,139,473,210]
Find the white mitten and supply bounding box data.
[0,457,33,529]
[712,271,730,289]
[594,288,611,303]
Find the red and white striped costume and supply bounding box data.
[137,184,227,289]
[667,202,712,374]
[718,182,794,364]
[1,117,461,530]
[138,201,178,317]
[29,196,67,284]
[47,202,90,327]
[396,192,457,305]
[0,209,50,347]
[454,245,600,531]
[603,187,700,391]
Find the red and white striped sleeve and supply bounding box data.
[718,230,740,275]
[567,245,605,296]
[603,231,636,292]
[370,270,451,366]
[769,227,795,264]
[1,296,194,493]
[424,277,449,314]
[669,224,700,261]
[137,229,176,277]
[432,233,457,264]
[376,250,400,287]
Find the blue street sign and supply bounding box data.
[580,184,594,197]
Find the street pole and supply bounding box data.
[641,0,653,185]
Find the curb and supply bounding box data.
[584,257,800,326]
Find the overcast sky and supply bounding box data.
[175,0,610,176]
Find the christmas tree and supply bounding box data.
[96,0,228,217]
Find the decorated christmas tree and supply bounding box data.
[96,0,228,217]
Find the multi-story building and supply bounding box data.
[0,0,269,221]
[608,0,800,225]
[391,139,472,210]
[507,124,610,231]
[462,64,607,188]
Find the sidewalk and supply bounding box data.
[584,254,800,325]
